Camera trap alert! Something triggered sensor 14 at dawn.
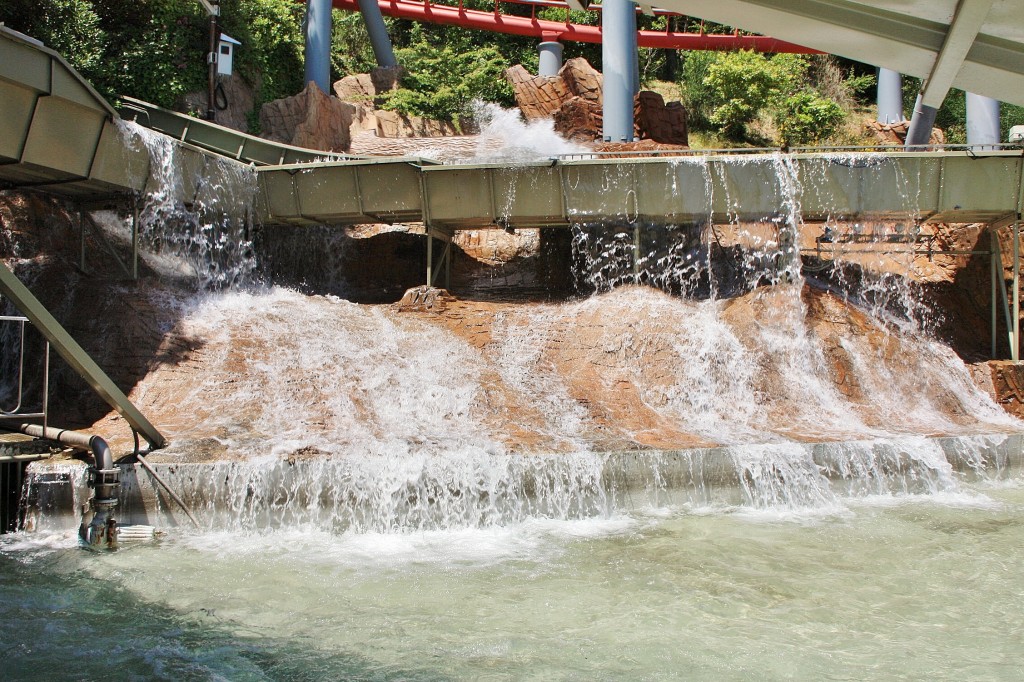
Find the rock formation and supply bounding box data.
[863,118,946,146]
[259,81,356,152]
[507,58,687,146]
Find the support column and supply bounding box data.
[992,229,998,358]
[601,0,637,142]
[876,68,903,124]
[304,0,332,92]
[966,92,1000,149]
[1015,220,1020,363]
[905,93,938,149]
[538,41,563,77]
[357,0,398,68]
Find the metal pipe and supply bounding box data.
[207,8,219,121]
[8,422,119,548]
[877,68,903,124]
[966,92,1000,149]
[538,40,563,76]
[1015,220,1020,363]
[992,229,999,358]
[602,0,636,142]
[357,0,398,67]
[136,453,200,528]
[905,94,938,149]
[305,0,333,92]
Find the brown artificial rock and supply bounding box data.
[506,64,570,120]
[635,91,688,145]
[863,118,945,146]
[259,81,356,152]
[552,96,603,142]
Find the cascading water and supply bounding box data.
[13,132,1023,532]
[5,119,1024,680]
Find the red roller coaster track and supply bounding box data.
[330,0,819,53]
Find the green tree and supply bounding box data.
[703,50,807,138]
[379,26,514,122]
[775,91,846,146]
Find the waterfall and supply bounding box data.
[17,136,1023,532]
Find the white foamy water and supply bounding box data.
[465,101,591,163]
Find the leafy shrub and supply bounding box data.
[702,50,807,138]
[379,27,513,123]
[774,91,846,145]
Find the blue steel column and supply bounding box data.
[357,0,398,68]
[876,68,903,123]
[966,92,1000,148]
[304,0,332,92]
[602,0,637,142]
[538,41,563,76]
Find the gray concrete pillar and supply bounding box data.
[357,0,398,68]
[966,92,1000,148]
[304,0,332,92]
[905,93,938,149]
[876,68,903,124]
[538,41,563,77]
[602,0,637,142]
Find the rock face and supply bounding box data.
[259,82,356,152]
[181,74,256,133]
[552,97,603,142]
[332,66,404,104]
[258,70,462,153]
[506,65,571,119]
[863,118,946,146]
[635,91,688,145]
[333,67,461,140]
[508,58,687,145]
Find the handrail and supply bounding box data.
[0,315,49,429]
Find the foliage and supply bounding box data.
[330,10,379,80]
[702,51,808,138]
[378,26,513,122]
[774,91,846,146]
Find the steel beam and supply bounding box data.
[966,92,1001,148]
[601,0,637,142]
[918,0,995,109]
[357,0,398,67]
[0,262,165,449]
[877,68,903,124]
[305,0,333,92]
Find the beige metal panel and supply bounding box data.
[634,159,714,222]
[795,154,942,221]
[356,163,426,221]
[422,167,494,225]
[182,122,250,160]
[258,170,301,223]
[0,79,40,163]
[21,97,106,178]
[241,138,291,166]
[561,162,638,222]
[488,165,565,227]
[49,67,104,110]
[937,155,1021,217]
[704,155,795,222]
[88,121,151,191]
[293,165,362,221]
[143,144,205,205]
[0,38,50,93]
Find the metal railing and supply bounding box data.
[0,315,49,430]
[551,142,1024,162]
